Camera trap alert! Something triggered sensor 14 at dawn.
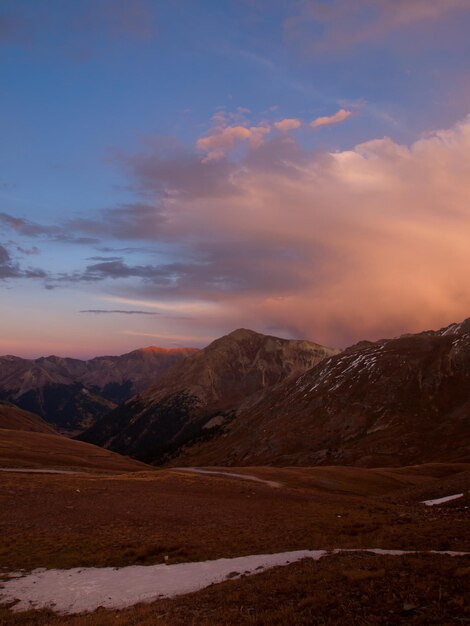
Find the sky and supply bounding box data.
[2,0,470,358]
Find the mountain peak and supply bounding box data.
[81,328,338,463]
[225,328,262,340]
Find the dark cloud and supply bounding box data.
[69,204,167,241]
[48,240,312,300]
[86,256,123,262]
[96,245,163,255]
[0,213,56,237]
[83,260,165,280]
[0,244,47,280]
[114,147,240,199]
[50,260,171,285]
[80,309,159,315]
[0,212,99,245]
[16,244,40,256]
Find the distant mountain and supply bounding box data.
[174,319,470,467]
[0,401,55,434]
[80,329,339,463]
[0,347,197,434]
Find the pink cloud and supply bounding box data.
[196,113,271,161]
[284,0,470,51]
[113,114,470,347]
[310,109,353,129]
[274,118,302,132]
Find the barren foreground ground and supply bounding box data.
[0,464,469,624]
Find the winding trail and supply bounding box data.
[1,548,468,615]
[0,467,86,475]
[171,467,282,488]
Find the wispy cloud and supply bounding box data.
[310,109,353,129]
[284,0,470,52]
[0,212,99,245]
[80,309,159,315]
[120,330,211,346]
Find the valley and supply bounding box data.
[0,321,469,624]
[0,463,469,624]
[0,348,197,434]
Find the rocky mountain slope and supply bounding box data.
[174,319,470,467]
[0,347,196,433]
[80,329,339,462]
[0,401,55,434]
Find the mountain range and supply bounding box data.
[168,319,470,467]
[81,320,470,467]
[3,319,470,469]
[79,329,338,462]
[0,347,196,433]
[0,401,55,434]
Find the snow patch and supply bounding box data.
[1,549,469,616]
[422,493,465,506]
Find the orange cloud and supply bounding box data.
[274,118,302,132]
[159,116,470,345]
[310,108,352,129]
[71,114,470,349]
[196,123,270,161]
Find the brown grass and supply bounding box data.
[193,463,470,496]
[0,405,54,434]
[0,466,469,572]
[0,429,149,473]
[0,464,469,624]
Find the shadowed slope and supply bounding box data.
[0,347,197,433]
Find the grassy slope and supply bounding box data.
[0,428,149,473]
[0,402,55,434]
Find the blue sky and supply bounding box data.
[2,0,470,357]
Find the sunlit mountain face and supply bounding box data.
[2,0,470,357]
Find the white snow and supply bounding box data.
[172,467,282,488]
[1,548,468,616]
[0,550,327,614]
[421,493,465,506]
